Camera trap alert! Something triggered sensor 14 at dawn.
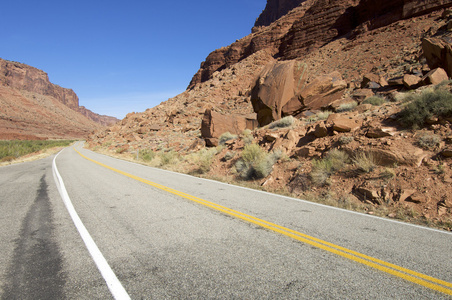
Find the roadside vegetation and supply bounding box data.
[0,140,74,162]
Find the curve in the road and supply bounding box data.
[53,151,131,300]
[73,147,452,296]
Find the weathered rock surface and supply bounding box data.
[251,61,346,126]
[201,109,258,146]
[189,0,452,88]
[250,60,308,126]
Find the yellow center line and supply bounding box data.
[74,148,452,295]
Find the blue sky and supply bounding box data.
[2,0,265,119]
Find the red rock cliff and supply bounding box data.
[188,0,452,88]
[0,58,118,126]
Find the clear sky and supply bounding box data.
[2,0,265,119]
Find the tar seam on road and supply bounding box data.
[75,147,452,296]
[52,150,131,300]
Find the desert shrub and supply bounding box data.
[191,148,218,173]
[219,132,237,145]
[317,111,333,120]
[362,96,386,106]
[223,151,236,161]
[336,101,358,112]
[399,89,452,128]
[235,144,282,180]
[160,150,180,166]
[379,168,396,180]
[139,149,155,161]
[310,150,349,186]
[338,135,354,145]
[268,116,295,129]
[416,133,441,149]
[353,152,377,173]
[241,129,254,145]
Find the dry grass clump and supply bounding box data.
[416,133,441,149]
[362,96,386,106]
[235,144,282,180]
[336,101,358,112]
[267,116,296,129]
[219,132,238,145]
[353,152,377,173]
[310,149,349,186]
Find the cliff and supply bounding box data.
[0,58,118,126]
[0,58,118,139]
[188,0,452,89]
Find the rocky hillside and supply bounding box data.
[0,59,118,139]
[87,1,452,229]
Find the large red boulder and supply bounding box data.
[201,109,258,146]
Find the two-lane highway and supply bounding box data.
[1,142,451,299]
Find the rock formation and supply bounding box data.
[0,58,118,139]
[0,58,118,127]
[188,0,452,89]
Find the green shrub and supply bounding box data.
[362,96,386,106]
[416,133,441,149]
[0,140,74,160]
[353,152,377,173]
[139,149,155,161]
[268,116,296,129]
[336,101,358,113]
[235,144,282,180]
[399,89,452,128]
[309,150,349,186]
[219,132,237,145]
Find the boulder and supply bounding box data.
[403,74,422,89]
[368,141,426,166]
[361,73,388,88]
[422,37,452,77]
[421,68,449,85]
[251,60,309,126]
[352,89,374,102]
[201,109,257,146]
[251,60,346,126]
[366,127,394,138]
[314,122,328,138]
[332,117,363,132]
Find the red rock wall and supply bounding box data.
[0,59,80,110]
[254,0,306,27]
[189,0,452,88]
[0,58,118,126]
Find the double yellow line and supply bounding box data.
[75,148,452,295]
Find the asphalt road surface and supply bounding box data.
[0,142,451,299]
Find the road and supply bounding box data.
[0,141,451,299]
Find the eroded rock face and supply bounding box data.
[0,58,118,126]
[251,60,346,126]
[251,60,309,126]
[254,0,306,27]
[189,0,452,87]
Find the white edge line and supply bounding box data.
[81,144,452,236]
[52,149,131,300]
